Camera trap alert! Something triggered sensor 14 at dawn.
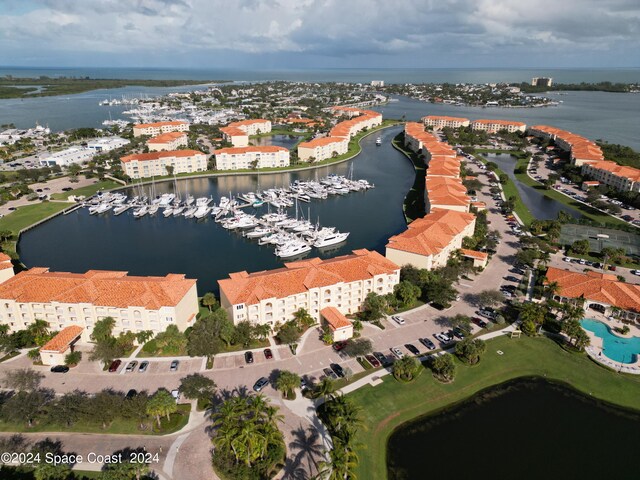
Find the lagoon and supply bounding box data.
[387,378,640,480]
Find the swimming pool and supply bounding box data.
[580,318,640,364]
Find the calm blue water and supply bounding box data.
[581,318,640,363]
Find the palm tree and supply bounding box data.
[146,390,177,427]
[392,356,420,382]
[317,438,359,480]
[276,370,301,399]
[202,292,217,312]
[315,377,336,400]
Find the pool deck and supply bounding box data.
[583,312,640,374]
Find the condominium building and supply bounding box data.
[227,119,272,136]
[545,267,640,321]
[147,132,188,152]
[422,115,470,130]
[297,137,349,162]
[471,119,526,134]
[296,107,382,162]
[528,125,604,166]
[133,121,190,138]
[214,146,290,170]
[426,176,470,212]
[220,126,249,147]
[404,123,456,158]
[581,161,640,193]
[385,209,476,271]
[0,254,14,284]
[218,249,400,326]
[532,77,553,87]
[121,150,207,179]
[0,268,199,341]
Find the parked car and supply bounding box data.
[108,359,122,372]
[419,337,436,350]
[452,327,467,339]
[50,365,69,373]
[170,360,179,372]
[504,275,520,282]
[171,389,180,400]
[332,341,347,352]
[563,257,572,263]
[365,354,381,368]
[404,344,420,355]
[373,351,389,366]
[330,363,345,378]
[391,315,406,325]
[631,270,640,276]
[138,361,149,373]
[323,368,338,380]
[125,361,138,373]
[264,348,273,359]
[434,332,452,344]
[472,317,489,328]
[300,378,309,391]
[253,377,269,392]
[245,351,254,364]
[390,347,405,359]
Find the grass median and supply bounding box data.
[50,180,121,200]
[349,334,640,480]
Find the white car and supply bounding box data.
[391,315,406,325]
[631,270,640,276]
[434,332,452,343]
[391,347,405,359]
[563,257,572,263]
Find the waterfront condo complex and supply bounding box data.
[133,120,190,137]
[120,149,207,178]
[213,145,290,170]
[218,249,400,326]
[0,268,199,341]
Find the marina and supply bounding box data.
[18,127,411,293]
[79,173,371,257]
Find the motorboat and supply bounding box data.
[133,205,148,218]
[172,206,185,216]
[148,204,160,215]
[113,205,130,216]
[313,231,350,248]
[276,242,312,258]
[245,226,272,238]
[163,207,174,217]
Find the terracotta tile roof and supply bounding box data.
[386,209,476,256]
[529,126,603,162]
[228,119,270,128]
[321,307,352,331]
[219,249,399,306]
[405,123,456,157]
[584,160,640,182]
[220,126,247,137]
[121,150,204,163]
[459,249,488,261]
[545,267,640,313]
[0,253,12,271]
[147,132,187,144]
[299,137,346,148]
[0,269,196,310]
[214,146,288,155]
[135,121,188,129]
[40,325,83,354]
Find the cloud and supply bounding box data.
[1,0,639,67]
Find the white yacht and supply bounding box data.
[183,207,197,218]
[172,206,185,216]
[113,204,130,216]
[245,226,272,238]
[133,205,149,218]
[148,204,160,215]
[276,242,312,258]
[95,203,112,214]
[314,231,349,248]
[194,206,211,219]
[163,207,174,217]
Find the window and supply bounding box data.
[236,305,244,310]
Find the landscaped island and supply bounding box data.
[0,76,222,99]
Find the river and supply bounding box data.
[18,126,412,294]
[387,378,640,480]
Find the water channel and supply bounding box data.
[387,378,640,480]
[481,153,582,220]
[18,126,413,294]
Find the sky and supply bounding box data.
[0,0,639,69]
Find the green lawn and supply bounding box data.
[512,159,630,228]
[0,404,190,435]
[349,335,640,480]
[476,154,535,225]
[50,180,121,200]
[0,202,69,235]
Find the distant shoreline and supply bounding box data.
[0,77,228,99]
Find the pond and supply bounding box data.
[387,378,640,480]
[18,126,414,294]
[482,152,582,220]
[250,134,305,150]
